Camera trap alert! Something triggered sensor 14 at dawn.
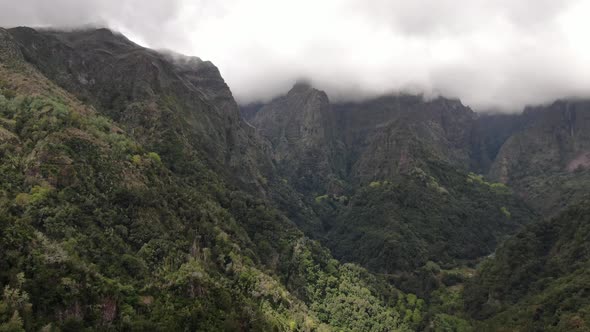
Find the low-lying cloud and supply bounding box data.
[2,0,590,112]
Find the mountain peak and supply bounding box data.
[289,80,314,93]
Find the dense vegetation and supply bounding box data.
[0,47,422,331]
[314,165,535,289]
[464,201,590,331]
[250,82,537,295]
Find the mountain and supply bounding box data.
[7,27,338,235]
[489,100,590,215]
[0,27,422,331]
[6,27,275,191]
[332,95,475,183]
[252,89,479,190]
[250,82,346,194]
[247,84,537,290]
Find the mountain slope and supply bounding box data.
[332,95,475,183]
[10,28,333,235]
[0,27,421,331]
[247,85,536,290]
[464,201,590,331]
[7,27,275,192]
[320,163,534,274]
[489,100,590,215]
[251,83,346,194]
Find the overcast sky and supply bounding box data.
[2,0,590,111]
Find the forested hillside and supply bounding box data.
[245,80,590,331]
[464,201,590,331]
[317,164,534,278]
[0,27,422,331]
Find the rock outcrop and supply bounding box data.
[251,82,346,193]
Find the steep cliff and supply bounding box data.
[246,85,536,282]
[8,27,275,191]
[251,82,346,194]
[0,27,420,331]
[333,95,475,183]
[489,100,590,214]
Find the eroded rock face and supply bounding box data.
[332,95,476,183]
[251,82,346,194]
[250,87,478,192]
[7,27,274,190]
[248,81,590,216]
[489,100,590,214]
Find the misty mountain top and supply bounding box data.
[2,0,590,112]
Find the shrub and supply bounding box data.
[147,152,161,164]
[369,181,381,188]
[314,195,328,203]
[500,206,511,219]
[131,155,142,166]
[14,193,30,207]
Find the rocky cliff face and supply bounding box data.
[469,112,525,174]
[7,27,274,190]
[489,100,590,214]
[247,85,536,278]
[248,83,590,216]
[250,86,478,189]
[251,82,346,194]
[332,95,475,183]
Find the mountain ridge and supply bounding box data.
[246,83,590,215]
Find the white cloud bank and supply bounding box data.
[1,0,590,111]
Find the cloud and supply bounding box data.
[2,0,590,112]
